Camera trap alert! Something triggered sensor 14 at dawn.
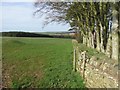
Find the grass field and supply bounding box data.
[2,37,85,88]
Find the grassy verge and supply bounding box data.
[73,40,109,60]
[2,37,85,88]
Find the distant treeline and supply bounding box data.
[1,32,75,39]
[2,32,53,37]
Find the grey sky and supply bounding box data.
[1,2,70,32]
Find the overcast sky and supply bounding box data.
[1,2,70,32]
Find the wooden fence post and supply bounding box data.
[82,51,86,79]
[73,49,76,71]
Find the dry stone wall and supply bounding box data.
[73,40,118,88]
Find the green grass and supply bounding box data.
[73,40,109,60]
[78,43,106,59]
[2,37,85,88]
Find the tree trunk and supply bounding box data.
[111,7,119,60]
[106,33,112,58]
[83,35,87,46]
[91,33,94,49]
[87,31,90,47]
[118,30,120,62]
[88,31,92,48]
[112,32,118,60]
[87,28,93,48]
[100,23,105,53]
[96,30,101,51]
[76,30,80,43]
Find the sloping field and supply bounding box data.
[2,37,85,88]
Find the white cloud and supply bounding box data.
[2,3,44,32]
[1,0,36,2]
[2,2,70,32]
[0,4,2,32]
